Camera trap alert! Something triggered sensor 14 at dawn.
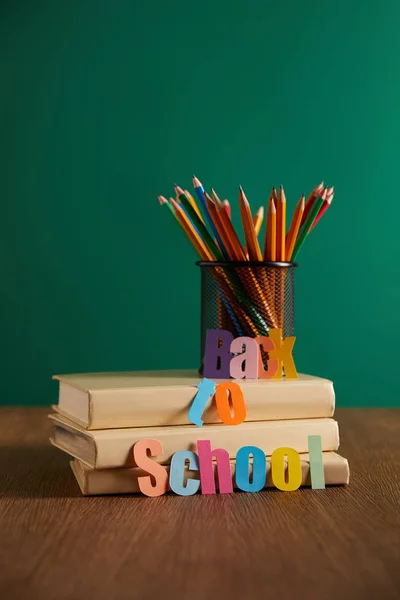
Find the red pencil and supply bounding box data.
[223,199,231,218]
[300,182,324,227]
[309,186,334,231]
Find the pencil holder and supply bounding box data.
[197,261,297,369]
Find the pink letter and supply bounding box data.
[197,440,233,495]
[133,439,169,497]
[229,336,259,379]
[203,329,234,378]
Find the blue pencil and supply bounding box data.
[191,175,227,254]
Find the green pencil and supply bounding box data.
[291,195,326,261]
[158,195,178,220]
[174,184,224,260]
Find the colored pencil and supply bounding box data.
[239,186,262,261]
[291,191,327,261]
[264,197,276,261]
[213,192,247,261]
[175,185,223,260]
[309,186,333,231]
[204,192,230,259]
[276,186,286,261]
[191,176,221,242]
[185,189,203,221]
[170,199,214,260]
[192,176,208,219]
[223,200,231,218]
[300,182,324,227]
[286,195,305,261]
[158,195,178,220]
[253,206,264,237]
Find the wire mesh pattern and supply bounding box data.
[198,261,297,369]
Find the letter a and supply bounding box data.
[229,337,259,379]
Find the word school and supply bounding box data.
[133,435,325,497]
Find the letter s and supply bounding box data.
[133,439,169,497]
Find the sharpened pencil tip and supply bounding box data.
[158,195,168,205]
[192,175,202,188]
[256,206,264,217]
[174,184,184,196]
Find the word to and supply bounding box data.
[203,328,297,380]
[133,435,325,497]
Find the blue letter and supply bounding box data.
[235,446,267,493]
[169,450,201,496]
[188,378,216,427]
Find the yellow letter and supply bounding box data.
[271,447,302,491]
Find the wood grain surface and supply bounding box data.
[0,408,399,600]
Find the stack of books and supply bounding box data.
[49,370,349,495]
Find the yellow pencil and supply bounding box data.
[264,198,276,261]
[170,199,214,260]
[238,186,262,261]
[276,186,286,261]
[286,195,305,261]
[185,189,203,222]
[253,206,264,237]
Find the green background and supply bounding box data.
[1,0,398,406]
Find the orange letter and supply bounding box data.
[254,336,278,379]
[133,439,168,497]
[215,381,246,425]
[268,328,297,379]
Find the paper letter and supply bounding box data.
[215,381,247,426]
[203,329,234,378]
[188,378,216,427]
[271,447,302,492]
[254,336,279,379]
[235,446,267,492]
[268,328,297,379]
[308,435,325,489]
[229,336,259,379]
[169,450,201,496]
[133,439,169,497]
[197,440,233,494]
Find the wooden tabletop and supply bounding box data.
[0,408,399,599]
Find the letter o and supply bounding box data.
[215,381,247,426]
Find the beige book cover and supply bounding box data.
[50,412,340,469]
[52,369,335,430]
[70,452,350,495]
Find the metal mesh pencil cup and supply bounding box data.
[197,261,297,370]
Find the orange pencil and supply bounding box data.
[286,195,305,261]
[276,186,286,261]
[213,191,247,261]
[264,197,276,261]
[205,192,235,260]
[253,206,264,237]
[239,187,262,261]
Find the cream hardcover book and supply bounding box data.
[52,369,335,430]
[70,452,349,495]
[50,412,340,469]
